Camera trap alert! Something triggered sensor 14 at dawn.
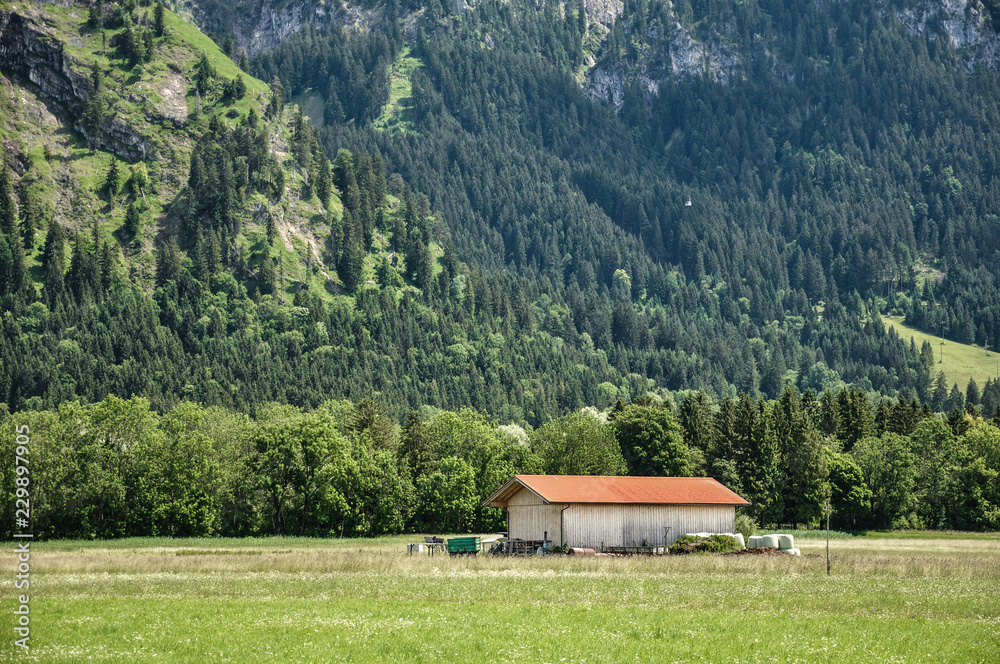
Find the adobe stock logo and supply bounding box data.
[12,423,32,653]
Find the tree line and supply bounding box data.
[3,384,998,540]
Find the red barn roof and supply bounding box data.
[484,475,749,507]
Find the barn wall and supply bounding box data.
[506,487,564,543]
[562,504,735,548]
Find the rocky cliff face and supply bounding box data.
[184,0,378,56]
[0,8,150,161]
[895,0,1000,68]
[200,0,623,58]
[584,0,1000,109]
[584,8,742,109]
[582,0,623,30]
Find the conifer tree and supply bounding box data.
[123,202,142,239]
[104,158,121,201]
[405,218,432,291]
[390,210,406,254]
[233,75,246,99]
[265,211,277,247]
[772,386,828,525]
[338,209,364,292]
[89,0,104,28]
[400,411,436,480]
[712,397,739,461]
[836,387,874,452]
[732,393,779,523]
[98,236,117,290]
[195,50,214,96]
[967,378,981,408]
[267,76,284,119]
[42,221,66,301]
[19,186,37,250]
[153,2,165,37]
[155,236,181,286]
[66,231,98,303]
[314,152,332,209]
[0,162,26,298]
[333,149,360,213]
[0,160,16,238]
[679,390,716,460]
[932,372,950,412]
[874,399,891,437]
[258,250,276,295]
[0,238,12,298]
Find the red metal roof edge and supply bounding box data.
[511,474,751,506]
[482,476,551,508]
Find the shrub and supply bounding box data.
[735,512,757,542]
[669,534,739,555]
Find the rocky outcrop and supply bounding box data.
[202,0,620,57]
[584,0,1000,109]
[583,0,623,30]
[0,11,90,109]
[184,0,379,56]
[585,12,741,107]
[588,66,625,109]
[894,0,1000,68]
[0,8,151,161]
[233,1,334,56]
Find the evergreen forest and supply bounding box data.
[2,0,1000,536]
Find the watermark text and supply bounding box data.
[12,424,31,653]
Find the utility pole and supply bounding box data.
[826,498,831,576]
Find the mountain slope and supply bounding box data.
[9,0,1000,421]
[246,0,1000,397]
[0,1,681,422]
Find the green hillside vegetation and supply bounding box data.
[6,0,1000,424]
[0,0,272,254]
[884,315,1000,394]
[371,46,422,134]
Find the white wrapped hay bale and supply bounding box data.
[761,534,780,549]
[777,534,795,550]
[783,548,800,556]
[748,535,762,548]
[733,533,746,549]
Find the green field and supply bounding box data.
[2,534,998,662]
[883,315,1000,392]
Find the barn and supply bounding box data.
[484,475,749,550]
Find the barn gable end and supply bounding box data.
[504,485,565,544]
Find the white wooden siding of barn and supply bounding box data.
[506,487,565,543]
[562,504,735,548]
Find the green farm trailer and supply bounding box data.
[447,536,481,556]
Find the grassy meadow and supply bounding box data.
[883,315,1000,392]
[1,534,998,662]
